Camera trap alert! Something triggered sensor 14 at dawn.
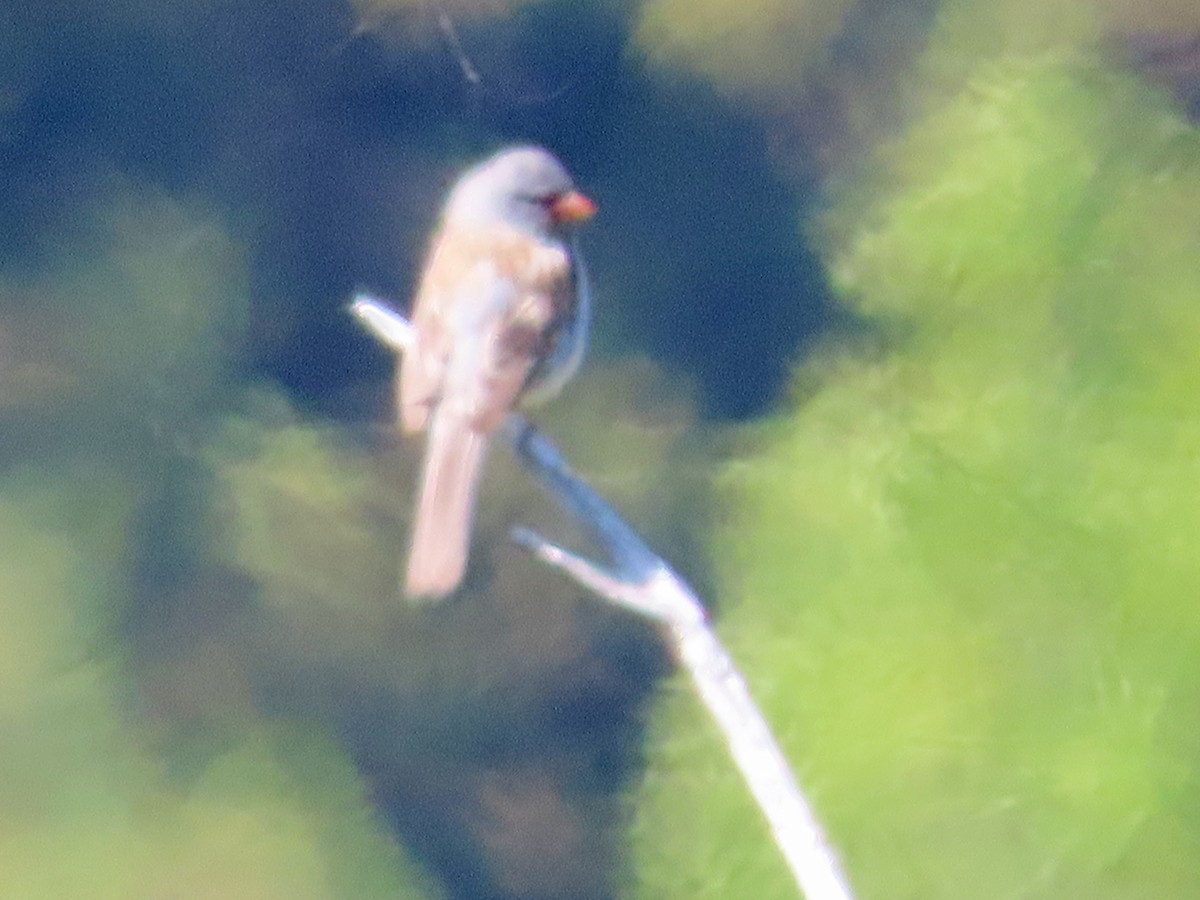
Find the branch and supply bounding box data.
[351,293,856,900]
[502,417,854,900]
[434,8,482,86]
[352,294,414,351]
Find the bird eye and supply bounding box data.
[519,192,557,208]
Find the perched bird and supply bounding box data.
[398,146,596,599]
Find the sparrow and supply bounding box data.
[398,145,596,599]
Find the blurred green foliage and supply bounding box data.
[635,0,853,97]
[630,40,1200,900]
[0,190,437,898]
[0,185,243,421]
[179,361,691,898]
[0,470,435,899]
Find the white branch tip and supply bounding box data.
[351,293,413,351]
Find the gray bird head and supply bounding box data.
[444,145,595,234]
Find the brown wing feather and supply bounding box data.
[401,225,575,434]
[398,228,459,434]
[471,232,575,431]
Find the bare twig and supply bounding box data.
[435,9,483,85]
[351,293,856,900]
[352,294,414,351]
[426,3,575,106]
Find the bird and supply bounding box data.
[397,145,596,599]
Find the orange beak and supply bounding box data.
[549,190,597,224]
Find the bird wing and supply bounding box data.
[400,226,575,435]
[397,226,488,433]
[467,231,576,431]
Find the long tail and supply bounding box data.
[405,412,489,600]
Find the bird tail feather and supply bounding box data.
[405,413,488,600]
